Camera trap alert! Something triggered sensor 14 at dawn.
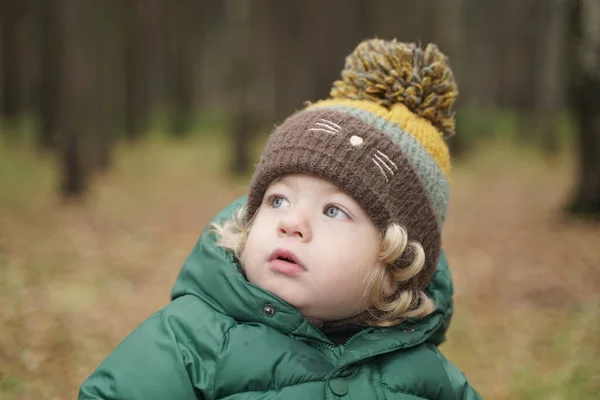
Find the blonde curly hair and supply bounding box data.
[212,207,435,327]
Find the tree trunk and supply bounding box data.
[124,0,147,141]
[269,1,315,119]
[227,0,254,175]
[570,75,600,215]
[532,0,568,155]
[58,0,91,196]
[462,0,501,110]
[143,0,167,117]
[167,0,194,137]
[432,0,468,157]
[567,0,600,216]
[0,0,26,125]
[89,0,116,171]
[39,0,62,149]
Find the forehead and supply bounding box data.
[269,174,345,195]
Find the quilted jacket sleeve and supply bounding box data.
[443,356,483,400]
[78,296,215,400]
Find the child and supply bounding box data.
[79,39,481,399]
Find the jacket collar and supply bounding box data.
[171,197,454,359]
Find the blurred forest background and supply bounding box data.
[1,0,599,399]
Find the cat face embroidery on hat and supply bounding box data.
[308,118,368,150]
[307,117,367,148]
[306,117,399,185]
[308,118,341,135]
[370,150,398,183]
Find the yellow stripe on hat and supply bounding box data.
[308,99,451,178]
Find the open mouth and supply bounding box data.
[277,256,296,263]
[268,249,306,275]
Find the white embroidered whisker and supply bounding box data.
[376,150,398,170]
[374,154,395,175]
[372,158,389,182]
[318,119,341,130]
[315,122,339,132]
[308,128,337,134]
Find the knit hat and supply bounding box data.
[246,39,458,292]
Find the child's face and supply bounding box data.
[241,174,385,322]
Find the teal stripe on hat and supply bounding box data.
[307,105,450,224]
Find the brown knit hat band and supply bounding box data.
[246,108,440,290]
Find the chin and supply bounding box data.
[269,287,305,309]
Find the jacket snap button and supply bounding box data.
[263,304,275,317]
[329,377,348,396]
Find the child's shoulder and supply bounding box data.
[377,343,474,399]
[127,294,238,356]
[158,294,237,337]
[378,342,448,377]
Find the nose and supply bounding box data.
[277,208,312,242]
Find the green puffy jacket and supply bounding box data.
[79,198,481,400]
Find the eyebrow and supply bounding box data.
[270,177,292,190]
[276,176,342,195]
[315,184,344,196]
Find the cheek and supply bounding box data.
[241,224,269,273]
[240,245,260,286]
[336,233,381,281]
[242,232,259,267]
[327,245,378,286]
[344,231,380,264]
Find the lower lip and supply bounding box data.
[269,259,305,277]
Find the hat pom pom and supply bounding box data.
[331,39,458,139]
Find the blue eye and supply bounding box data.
[324,205,347,219]
[271,196,289,208]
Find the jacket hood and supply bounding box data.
[171,196,454,351]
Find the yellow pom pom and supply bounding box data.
[330,39,459,139]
